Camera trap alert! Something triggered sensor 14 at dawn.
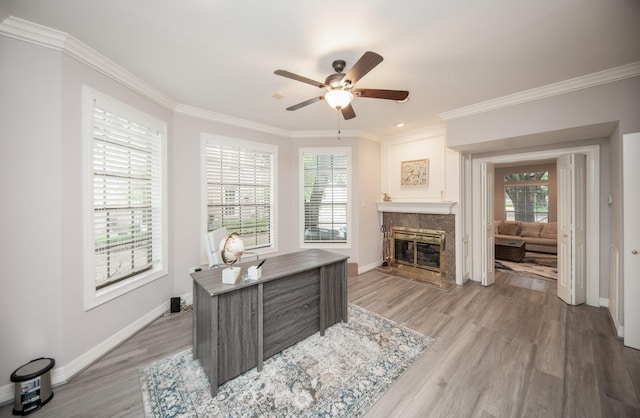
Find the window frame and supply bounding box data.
[82,86,168,310]
[503,171,550,222]
[299,147,352,249]
[201,134,278,263]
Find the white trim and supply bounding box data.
[0,16,382,141]
[358,260,382,275]
[3,16,635,142]
[299,147,353,249]
[599,298,610,308]
[0,293,194,405]
[0,16,176,111]
[0,384,11,407]
[82,86,169,310]
[382,125,447,144]
[439,61,640,121]
[290,129,378,142]
[200,133,279,264]
[471,144,600,307]
[176,104,291,137]
[376,201,457,215]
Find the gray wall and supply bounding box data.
[0,34,383,391]
[446,76,640,325]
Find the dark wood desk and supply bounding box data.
[190,249,349,396]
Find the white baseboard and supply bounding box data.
[358,261,381,275]
[0,384,12,407]
[0,292,193,406]
[599,297,610,308]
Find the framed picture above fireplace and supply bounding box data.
[401,159,429,187]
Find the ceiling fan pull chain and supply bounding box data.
[337,109,342,140]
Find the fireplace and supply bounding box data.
[391,227,445,274]
[378,206,456,287]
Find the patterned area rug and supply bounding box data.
[139,304,433,418]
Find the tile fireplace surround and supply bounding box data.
[378,202,456,283]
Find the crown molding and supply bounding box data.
[1,16,379,140]
[439,61,640,121]
[0,16,177,110]
[382,124,446,144]
[174,104,292,137]
[290,129,380,142]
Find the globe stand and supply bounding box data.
[219,233,244,284]
[222,266,241,284]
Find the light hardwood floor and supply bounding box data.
[2,269,639,417]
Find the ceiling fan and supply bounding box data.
[274,51,409,120]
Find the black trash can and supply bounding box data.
[10,358,55,416]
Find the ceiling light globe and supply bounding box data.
[325,90,353,109]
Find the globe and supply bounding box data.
[219,233,245,265]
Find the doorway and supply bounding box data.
[469,144,600,307]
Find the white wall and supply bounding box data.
[0,36,65,389]
[289,136,382,267]
[446,76,640,321]
[446,77,640,150]
[381,128,459,203]
[170,113,296,297]
[0,33,385,396]
[0,35,177,394]
[356,138,382,271]
[60,50,176,369]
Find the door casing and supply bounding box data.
[469,144,600,306]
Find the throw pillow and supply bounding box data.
[540,222,557,239]
[498,221,520,236]
[494,221,502,234]
[520,223,543,238]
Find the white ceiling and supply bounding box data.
[1,0,639,138]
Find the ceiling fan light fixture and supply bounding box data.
[325,89,353,109]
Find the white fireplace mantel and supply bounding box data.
[376,201,457,215]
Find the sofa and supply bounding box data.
[494,221,557,254]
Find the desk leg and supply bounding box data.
[192,281,198,359]
[319,266,326,336]
[342,261,348,323]
[209,296,219,396]
[257,283,264,372]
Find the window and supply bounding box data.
[203,135,276,251]
[301,148,351,247]
[83,87,167,309]
[504,171,549,222]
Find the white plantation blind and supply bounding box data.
[206,142,273,249]
[302,150,349,243]
[91,104,163,289]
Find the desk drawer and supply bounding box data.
[262,269,320,359]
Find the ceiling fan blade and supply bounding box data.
[353,88,409,101]
[274,70,327,88]
[341,51,383,86]
[340,103,356,120]
[286,96,324,111]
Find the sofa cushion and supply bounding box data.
[498,221,520,236]
[520,223,543,238]
[494,220,502,234]
[540,222,557,239]
[524,237,556,247]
